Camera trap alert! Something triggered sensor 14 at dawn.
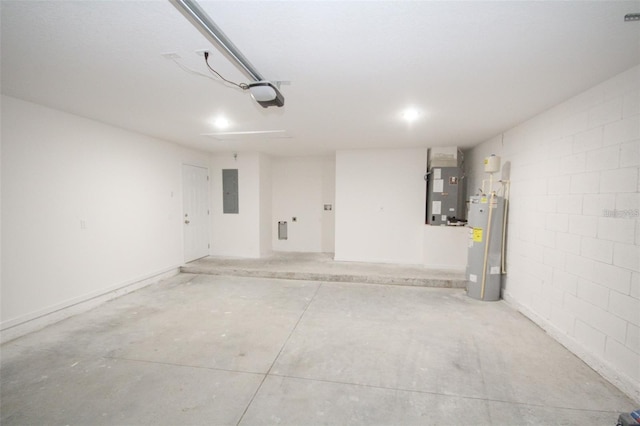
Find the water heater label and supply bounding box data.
[473,228,483,242]
[469,274,477,283]
[490,266,500,274]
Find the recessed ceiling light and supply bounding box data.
[212,117,230,129]
[401,108,420,123]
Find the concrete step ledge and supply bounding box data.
[180,265,467,288]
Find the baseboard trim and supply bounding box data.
[0,266,181,344]
[503,293,640,405]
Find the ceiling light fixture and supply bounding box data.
[212,117,230,129]
[170,0,285,108]
[402,108,420,123]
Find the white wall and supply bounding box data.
[271,156,335,253]
[259,153,273,257]
[466,65,640,402]
[1,95,211,332]
[321,157,336,253]
[423,226,468,271]
[210,152,263,258]
[335,148,427,264]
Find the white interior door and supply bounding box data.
[182,164,210,262]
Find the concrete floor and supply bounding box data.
[1,273,635,425]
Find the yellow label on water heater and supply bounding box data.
[473,228,483,242]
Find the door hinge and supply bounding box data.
[208,209,210,215]
[208,243,210,249]
[207,175,209,181]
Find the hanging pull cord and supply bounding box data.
[204,51,248,90]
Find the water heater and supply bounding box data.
[466,194,505,301]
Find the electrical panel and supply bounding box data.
[222,169,239,214]
[466,195,505,301]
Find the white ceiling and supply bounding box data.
[2,1,639,156]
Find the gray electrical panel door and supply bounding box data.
[427,167,462,225]
[222,169,239,214]
[466,195,505,301]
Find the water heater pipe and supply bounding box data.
[500,180,510,274]
[480,192,496,300]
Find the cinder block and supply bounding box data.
[561,111,589,138]
[570,172,600,194]
[592,261,632,294]
[588,98,623,128]
[605,338,640,382]
[583,194,616,216]
[600,167,638,194]
[619,140,639,168]
[561,152,586,175]
[574,319,606,357]
[565,253,596,279]
[604,115,640,146]
[542,156,561,177]
[581,302,628,343]
[557,194,583,214]
[586,145,620,171]
[631,273,639,299]
[573,127,603,153]
[537,195,558,213]
[552,269,578,295]
[614,242,640,272]
[568,214,598,237]
[554,136,575,157]
[609,290,640,326]
[577,278,610,310]
[545,213,569,233]
[622,90,639,118]
[597,217,636,244]
[580,236,614,263]
[625,323,639,354]
[557,232,582,255]
[536,229,557,248]
[547,175,571,195]
[550,304,577,335]
[543,282,565,307]
[543,248,566,269]
[531,292,552,320]
[615,192,640,211]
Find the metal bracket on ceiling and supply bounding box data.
[170,0,264,82]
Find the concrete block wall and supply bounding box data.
[466,65,639,402]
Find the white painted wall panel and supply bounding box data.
[335,148,427,264]
[210,152,262,258]
[271,156,335,253]
[1,95,210,329]
[259,153,273,257]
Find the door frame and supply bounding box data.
[182,163,211,263]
